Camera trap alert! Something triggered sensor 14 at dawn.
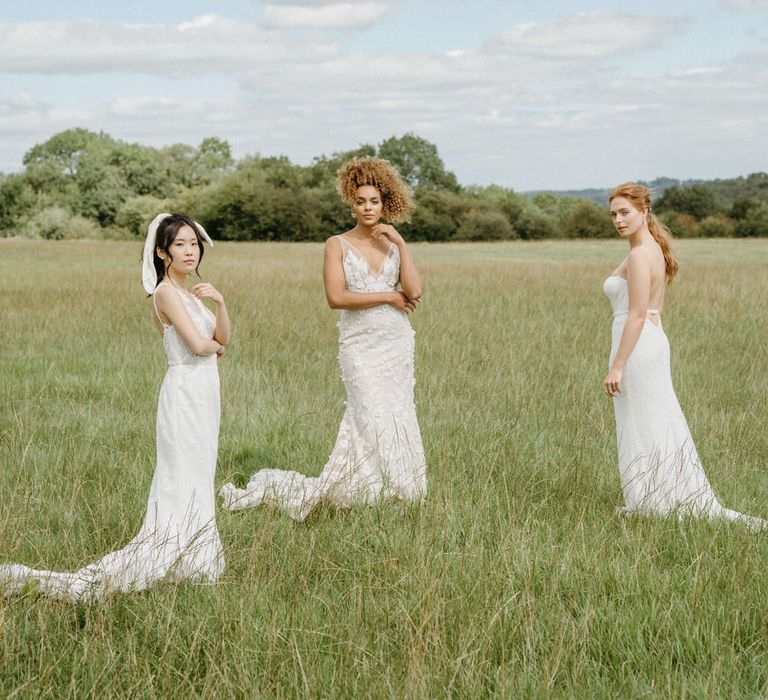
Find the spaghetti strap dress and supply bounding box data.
[0,283,224,601]
[220,236,427,521]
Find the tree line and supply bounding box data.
[1,128,766,241]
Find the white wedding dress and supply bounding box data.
[220,236,427,521]
[604,275,765,527]
[0,284,224,601]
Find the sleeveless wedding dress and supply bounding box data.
[0,284,224,601]
[604,275,766,528]
[220,236,427,521]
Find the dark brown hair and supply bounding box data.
[150,213,206,291]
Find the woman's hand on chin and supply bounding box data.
[372,224,404,246]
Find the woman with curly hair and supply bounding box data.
[604,183,765,527]
[221,157,427,520]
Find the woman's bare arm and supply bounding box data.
[603,247,651,396]
[154,286,223,355]
[323,237,414,312]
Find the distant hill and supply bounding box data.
[526,173,768,206]
[698,172,768,207]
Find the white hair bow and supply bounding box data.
[141,213,213,294]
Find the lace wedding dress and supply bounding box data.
[0,284,224,601]
[220,236,427,521]
[604,275,765,528]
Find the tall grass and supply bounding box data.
[1,238,767,697]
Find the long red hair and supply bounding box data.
[610,182,678,282]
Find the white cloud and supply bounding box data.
[0,12,765,188]
[262,2,392,29]
[492,12,681,59]
[108,96,193,117]
[0,93,254,172]
[235,31,767,188]
[0,16,337,76]
[266,0,378,4]
[0,12,672,80]
[236,12,679,107]
[177,15,219,31]
[721,0,768,9]
[8,92,46,110]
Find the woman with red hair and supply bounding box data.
[603,182,764,526]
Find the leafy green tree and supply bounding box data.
[259,156,304,189]
[158,137,234,189]
[553,195,582,224]
[159,143,198,188]
[75,151,128,224]
[22,128,109,183]
[405,205,454,241]
[377,134,459,192]
[655,184,718,220]
[734,203,768,237]
[562,200,612,238]
[531,191,559,214]
[515,204,558,239]
[10,128,767,241]
[187,157,266,240]
[659,211,697,238]
[110,142,174,197]
[192,137,234,184]
[21,205,101,240]
[312,181,353,235]
[466,185,525,226]
[0,173,37,233]
[189,157,322,241]
[456,209,515,240]
[115,195,171,238]
[730,196,759,221]
[700,172,768,208]
[696,215,735,238]
[305,144,376,188]
[406,189,470,241]
[22,131,97,212]
[20,128,178,225]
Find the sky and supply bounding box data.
[0,0,766,190]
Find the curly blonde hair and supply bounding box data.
[336,157,415,223]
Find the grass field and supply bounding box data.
[1,238,767,698]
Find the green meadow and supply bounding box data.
[1,238,767,698]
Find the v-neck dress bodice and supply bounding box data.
[340,237,399,292]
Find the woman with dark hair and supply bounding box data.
[0,213,230,600]
[603,183,765,526]
[221,157,427,521]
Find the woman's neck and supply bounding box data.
[350,222,378,238]
[163,269,188,289]
[628,226,654,249]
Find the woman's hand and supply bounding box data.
[388,291,418,313]
[193,283,224,305]
[372,223,405,246]
[603,366,623,397]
